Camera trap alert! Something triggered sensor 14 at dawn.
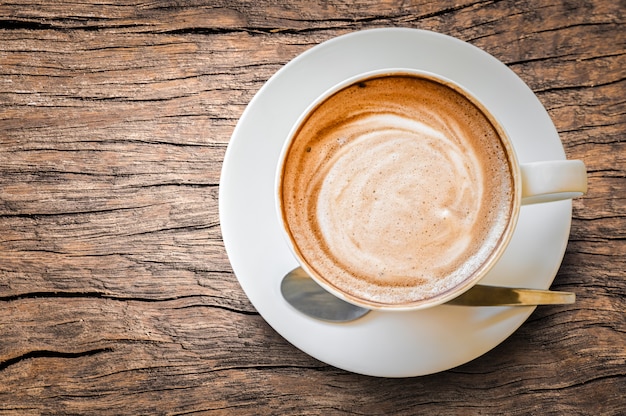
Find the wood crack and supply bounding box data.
[527,372,626,394]
[0,348,112,372]
[0,292,257,316]
[122,222,221,238]
[0,18,144,32]
[0,204,159,219]
[535,77,626,93]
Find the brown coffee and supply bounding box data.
[279,73,515,307]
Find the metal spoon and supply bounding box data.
[281,267,575,322]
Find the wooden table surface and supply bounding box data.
[1,1,624,414]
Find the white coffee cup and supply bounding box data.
[276,69,587,311]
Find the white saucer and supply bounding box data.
[219,28,572,377]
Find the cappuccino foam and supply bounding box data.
[280,74,515,306]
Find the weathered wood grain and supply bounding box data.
[0,0,624,414]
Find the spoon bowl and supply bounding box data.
[280,267,370,322]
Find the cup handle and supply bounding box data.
[520,160,587,205]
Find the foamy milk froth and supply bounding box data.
[279,74,515,307]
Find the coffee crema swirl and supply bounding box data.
[280,74,515,306]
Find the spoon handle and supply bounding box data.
[445,285,575,306]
